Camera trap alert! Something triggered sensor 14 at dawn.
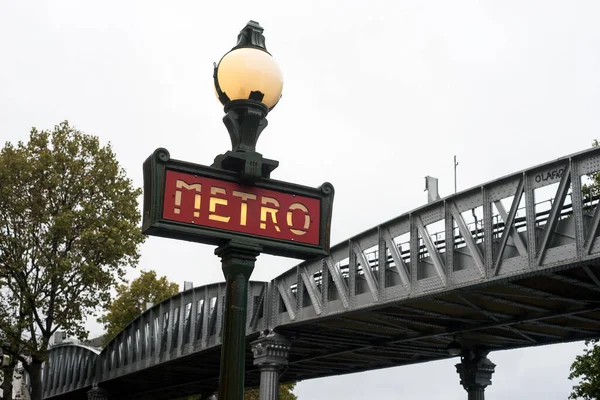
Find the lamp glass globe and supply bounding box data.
[216,47,283,109]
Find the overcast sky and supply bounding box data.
[1,1,599,398]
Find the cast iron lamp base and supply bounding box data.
[213,150,278,183]
[212,99,279,183]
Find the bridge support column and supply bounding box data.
[87,385,109,400]
[251,330,291,400]
[455,350,496,400]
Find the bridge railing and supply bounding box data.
[96,281,269,383]
[43,281,269,397]
[43,344,100,398]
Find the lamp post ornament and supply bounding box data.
[141,21,335,399]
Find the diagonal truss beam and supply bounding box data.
[291,332,370,349]
[437,293,600,339]
[503,283,588,305]
[292,329,371,347]
[470,290,600,334]
[548,273,600,292]
[352,241,379,301]
[381,227,411,288]
[455,294,501,322]
[299,266,323,315]
[500,327,537,343]
[531,321,598,335]
[365,314,420,335]
[249,285,266,329]
[398,305,479,325]
[319,323,395,340]
[493,178,525,275]
[450,203,485,276]
[582,266,600,287]
[277,282,297,321]
[473,291,549,314]
[372,311,449,331]
[537,163,572,265]
[337,316,399,333]
[351,352,411,365]
[325,257,350,309]
[493,200,528,257]
[415,216,446,285]
[451,295,559,343]
[287,305,600,368]
[584,200,600,254]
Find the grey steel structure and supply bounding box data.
[44,344,100,398]
[43,147,600,399]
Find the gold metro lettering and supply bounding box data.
[173,179,311,236]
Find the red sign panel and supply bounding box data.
[162,170,321,245]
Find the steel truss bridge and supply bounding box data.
[43,147,600,399]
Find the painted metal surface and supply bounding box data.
[142,148,335,260]
[43,146,600,399]
[43,344,100,398]
[162,170,322,246]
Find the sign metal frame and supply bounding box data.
[142,148,335,260]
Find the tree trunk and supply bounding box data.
[2,364,15,400]
[26,360,43,400]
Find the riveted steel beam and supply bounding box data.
[493,178,525,275]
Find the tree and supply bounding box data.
[582,140,600,202]
[568,139,600,399]
[98,270,180,343]
[0,296,22,400]
[185,382,298,400]
[0,121,145,400]
[1,354,17,400]
[244,382,298,400]
[569,339,600,399]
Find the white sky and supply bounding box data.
[1,1,599,398]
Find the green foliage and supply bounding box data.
[99,270,179,343]
[569,139,600,400]
[0,121,145,399]
[569,339,600,399]
[183,382,298,400]
[1,358,17,400]
[244,382,298,400]
[582,140,600,200]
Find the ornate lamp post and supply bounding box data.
[142,20,334,400]
[212,20,283,183]
[212,21,282,399]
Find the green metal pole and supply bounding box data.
[216,240,262,400]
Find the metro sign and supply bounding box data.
[142,148,335,259]
[163,170,321,245]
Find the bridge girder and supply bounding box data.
[43,146,600,399]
